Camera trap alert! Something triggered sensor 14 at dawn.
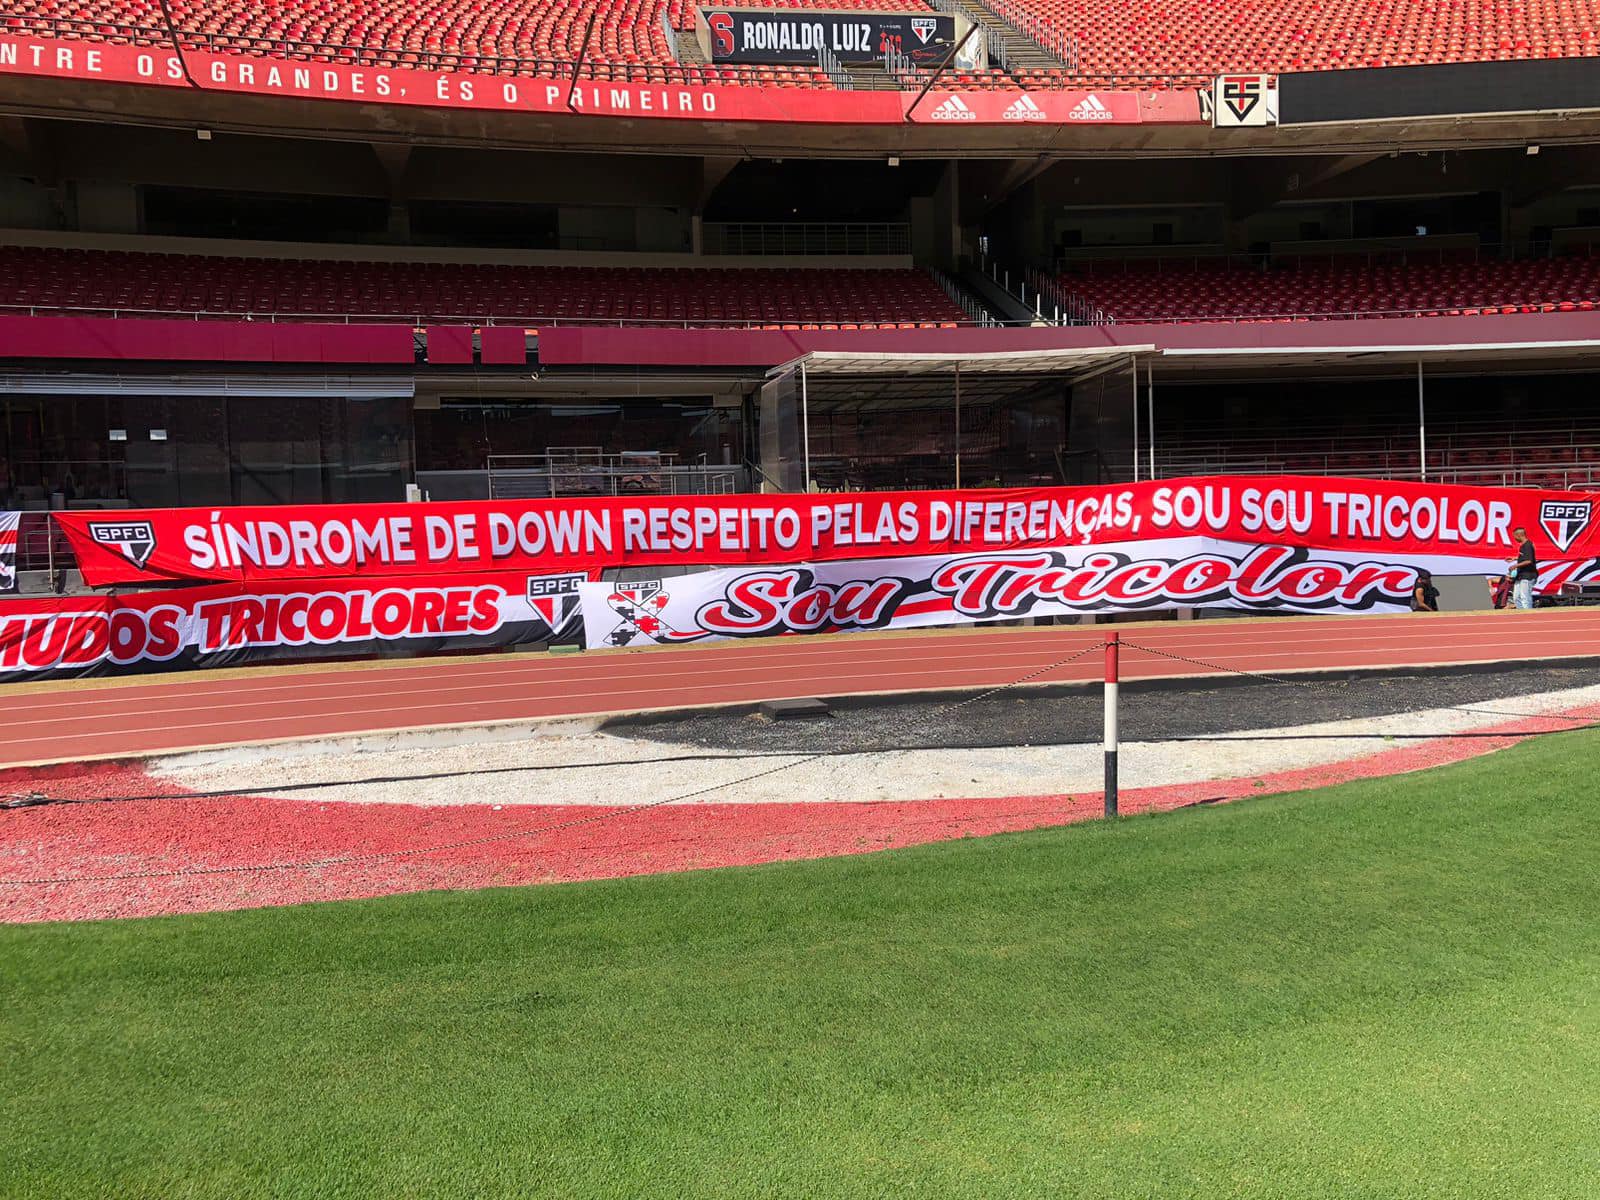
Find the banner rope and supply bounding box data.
[1118,637,1600,725]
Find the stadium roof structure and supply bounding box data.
[1157,337,1600,381]
[770,345,1153,381]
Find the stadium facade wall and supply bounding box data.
[0,35,1201,127]
[5,310,1600,371]
[0,316,415,364]
[534,311,1600,367]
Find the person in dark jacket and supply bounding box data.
[1412,569,1440,612]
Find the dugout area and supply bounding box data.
[758,346,1150,493]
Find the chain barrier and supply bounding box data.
[0,640,1102,887]
[1119,637,1598,726]
[1117,637,1350,691]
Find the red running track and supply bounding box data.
[3,608,1599,767]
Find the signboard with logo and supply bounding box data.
[52,479,1600,589]
[699,9,959,65]
[922,89,1140,123]
[0,33,1205,125]
[1212,74,1275,127]
[577,533,1600,650]
[17,479,1600,680]
[0,569,597,683]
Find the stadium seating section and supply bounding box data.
[1060,254,1600,322]
[1022,0,1600,86]
[1155,419,1600,491]
[9,0,1600,89]
[0,246,968,327]
[2,0,923,87]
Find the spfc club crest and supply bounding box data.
[87,519,157,568]
[1540,500,1593,553]
[910,16,937,43]
[525,573,585,632]
[602,581,678,646]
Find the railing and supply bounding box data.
[1152,454,1600,491]
[1051,243,1600,285]
[817,44,854,90]
[1065,303,1590,326]
[13,512,74,580]
[1156,421,1600,454]
[880,43,915,84]
[1051,244,1584,278]
[1159,435,1594,459]
[701,223,912,257]
[13,287,1587,330]
[929,267,999,327]
[981,260,1064,324]
[0,302,996,327]
[977,0,1079,67]
[486,451,745,499]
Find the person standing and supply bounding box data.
[1511,526,1539,611]
[1412,569,1440,612]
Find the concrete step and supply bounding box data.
[673,28,708,65]
[932,0,1069,72]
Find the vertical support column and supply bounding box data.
[1147,358,1156,481]
[954,361,962,489]
[800,360,811,493]
[1103,630,1120,818]
[1131,354,1140,482]
[1417,359,1427,483]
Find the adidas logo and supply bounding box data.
[1068,93,1114,121]
[929,95,977,121]
[1002,94,1047,121]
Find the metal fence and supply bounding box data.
[701,223,913,257]
[817,45,855,90]
[486,451,746,499]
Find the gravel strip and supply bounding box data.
[147,678,1600,809]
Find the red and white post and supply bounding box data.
[1103,630,1120,818]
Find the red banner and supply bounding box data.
[579,542,1600,649]
[9,527,1591,682]
[0,569,589,683]
[0,34,1200,125]
[53,479,1600,588]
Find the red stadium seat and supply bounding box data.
[1058,253,1600,323]
[8,0,938,86]
[0,246,971,327]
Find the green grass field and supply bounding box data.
[5,731,1600,1199]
